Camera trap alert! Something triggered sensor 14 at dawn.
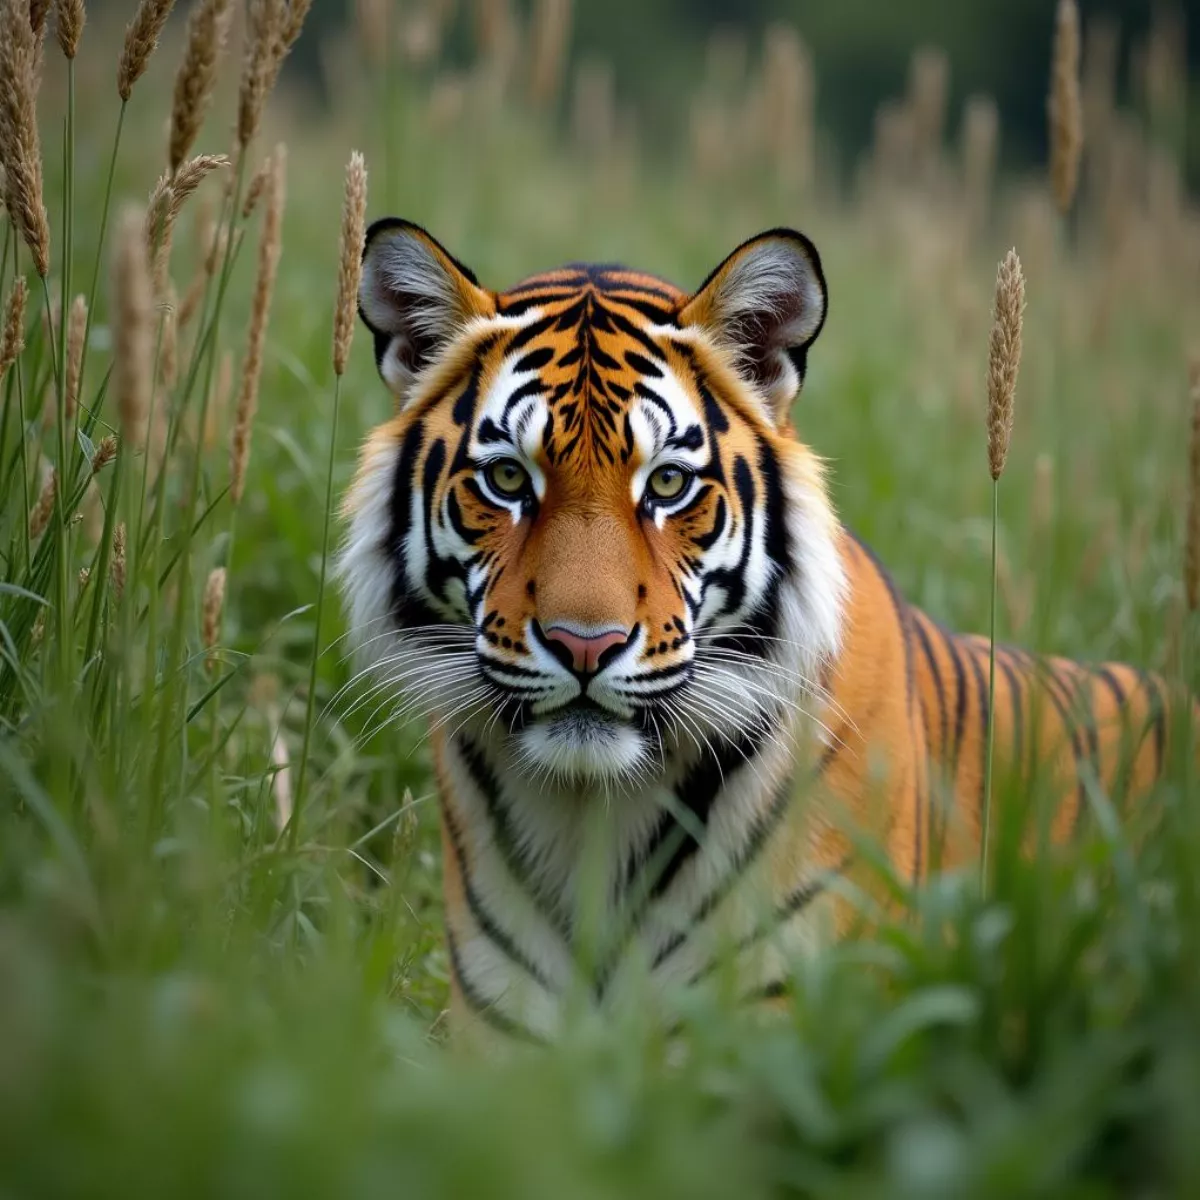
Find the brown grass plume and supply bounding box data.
[202,565,226,668]
[64,293,86,421]
[168,0,233,174]
[54,0,85,58]
[112,207,153,449]
[0,276,28,384]
[0,0,52,276]
[118,0,175,100]
[1048,0,1083,215]
[986,248,1025,480]
[237,0,312,151]
[28,466,56,541]
[333,150,367,377]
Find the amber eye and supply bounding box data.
[646,464,690,502]
[487,458,531,497]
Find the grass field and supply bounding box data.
[3,2,1200,1195]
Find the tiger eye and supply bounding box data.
[647,464,689,501]
[488,459,530,497]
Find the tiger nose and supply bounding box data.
[541,624,632,675]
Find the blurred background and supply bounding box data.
[4,0,1200,1194]
[279,0,1200,188]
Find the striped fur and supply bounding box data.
[339,222,1179,1042]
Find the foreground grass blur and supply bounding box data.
[2,3,1200,1195]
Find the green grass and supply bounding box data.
[2,11,1199,1197]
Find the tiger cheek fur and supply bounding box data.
[340,221,1184,1043]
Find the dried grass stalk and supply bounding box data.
[986,248,1025,480]
[112,206,153,449]
[229,144,285,504]
[1187,357,1200,612]
[30,0,51,34]
[1048,0,1083,215]
[0,275,28,383]
[147,153,228,295]
[0,0,51,275]
[54,0,84,58]
[237,0,312,151]
[202,565,226,668]
[168,0,233,174]
[63,293,86,421]
[333,150,367,376]
[118,0,175,100]
[241,151,273,219]
[28,466,56,540]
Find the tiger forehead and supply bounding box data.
[484,265,693,469]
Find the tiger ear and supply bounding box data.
[358,219,495,402]
[678,229,827,423]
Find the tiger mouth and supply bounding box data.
[538,696,627,726]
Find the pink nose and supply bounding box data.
[542,625,630,675]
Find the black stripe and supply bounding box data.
[441,799,552,989]
[944,630,969,779]
[1134,669,1167,779]
[1004,646,1087,817]
[445,926,542,1042]
[912,613,948,761]
[685,859,846,988]
[852,534,921,880]
[458,737,573,938]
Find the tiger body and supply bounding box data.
[339,222,1171,1041]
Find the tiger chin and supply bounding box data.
[338,220,1177,1043]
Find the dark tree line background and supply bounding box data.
[291,0,1197,185]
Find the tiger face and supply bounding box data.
[339,223,846,785]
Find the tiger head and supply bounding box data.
[339,222,846,784]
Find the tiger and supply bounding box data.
[338,219,1177,1042]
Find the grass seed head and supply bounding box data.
[230,144,285,504]
[237,0,311,151]
[168,0,233,174]
[112,206,153,449]
[54,0,84,58]
[64,293,86,421]
[333,149,367,376]
[28,465,56,541]
[1048,0,1083,215]
[0,0,51,276]
[0,276,28,383]
[202,566,226,667]
[91,434,117,474]
[118,0,175,100]
[147,154,228,295]
[241,152,272,218]
[986,248,1025,481]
